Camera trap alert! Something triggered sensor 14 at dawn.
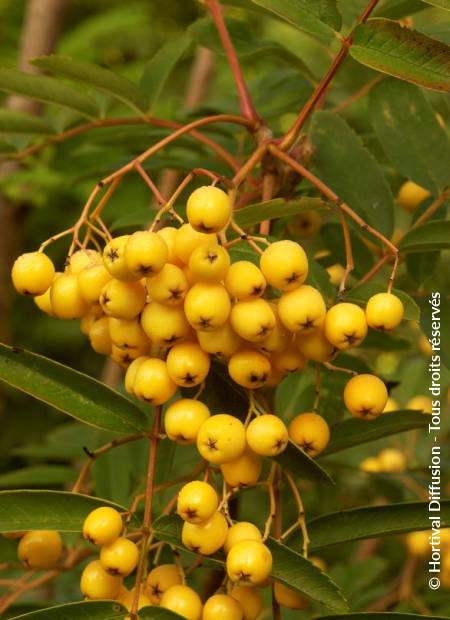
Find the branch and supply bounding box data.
[280,0,381,150]
[269,144,399,291]
[206,0,261,125]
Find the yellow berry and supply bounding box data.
[124,231,168,278]
[360,457,381,473]
[184,282,231,331]
[117,587,150,611]
[109,317,150,350]
[80,559,123,600]
[166,342,211,387]
[406,395,433,414]
[324,302,368,350]
[226,540,272,586]
[224,261,266,300]
[382,397,399,413]
[326,263,345,286]
[228,349,271,389]
[89,316,113,355]
[158,226,183,266]
[344,374,388,420]
[288,413,330,457]
[146,263,188,306]
[177,481,219,524]
[141,301,191,347]
[197,414,246,464]
[203,594,243,620]
[83,507,123,546]
[224,522,262,554]
[377,448,406,472]
[12,252,55,295]
[68,249,102,274]
[397,180,430,212]
[230,298,276,343]
[278,285,326,333]
[271,345,305,374]
[146,564,183,604]
[100,279,146,319]
[296,328,336,362]
[160,584,203,620]
[34,286,54,316]
[18,530,63,570]
[100,537,139,577]
[274,581,308,610]
[220,447,262,488]
[230,585,263,620]
[78,264,112,304]
[188,242,230,282]
[259,305,291,354]
[165,398,211,444]
[174,223,217,264]
[111,343,148,368]
[288,210,322,238]
[246,414,288,456]
[50,273,89,319]
[365,293,404,331]
[405,531,430,556]
[103,236,135,281]
[133,358,177,405]
[186,186,231,233]
[260,240,308,291]
[197,322,243,358]
[124,356,148,394]
[182,510,228,555]
[419,334,432,357]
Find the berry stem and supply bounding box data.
[206,0,261,125]
[279,0,381,151]
[130,406,161,618]
[337,208,354,297]
[283,470,310,558]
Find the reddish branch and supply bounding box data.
[280,0,381,150]
[206,0,261,125]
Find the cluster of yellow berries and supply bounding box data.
[77,502,311,618]
[12,185,404,414]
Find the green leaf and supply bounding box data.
[399,220,450,253]
[32,55,148,114]
[10,601,126,620]
[316,614,450,620]
[307,502,450,549]
[323,411,429,456]
[153,515,347,612]
[276,440,334,484]
[266,538,348,612]
[343,282,420,321]
[374,0,427,20]
[0,344,147,433]
[306,259,336,303]
[140,35,192,109]
[350,19,450,92]
[234,197,329,229]
[0,110,54,134]
[247,0,342,36]
[0,465,75,488]
[369,79,450,192]
[309,111,394,238]
[422,0,450,9]
[418,294,450,369]
[0,69,99,119]
[139,607,187,619]
[0,490,138,532]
